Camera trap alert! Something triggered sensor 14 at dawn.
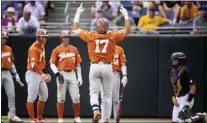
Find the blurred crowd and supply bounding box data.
[1,1,55,35]
[90,1,207,34]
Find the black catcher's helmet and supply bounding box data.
[170,52,186,68]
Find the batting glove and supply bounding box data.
[119,4,129,20]
[56,72,64,84]
[121,76,128,87]
[77,77,83,86]
[74,3,84,22]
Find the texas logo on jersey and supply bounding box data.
[58,52,76,63]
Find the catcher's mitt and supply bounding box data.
[178,105,192,120]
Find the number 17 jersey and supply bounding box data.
[78,30,125,63]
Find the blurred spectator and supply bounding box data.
[132,1,142,13]
[151,1,166,18]
[192,7,207,34]
[179,2,198,24]
[96,1,117,21]
[24,1,45,23]
[91,1,120,19]
[138,5,172,34]
[2,7,17,32]
[162,1,181,24]
[113,12,136,33]
[2,1,19,19]
[90,10,111,31]
[17,1,26,20]
[16,10,39,35]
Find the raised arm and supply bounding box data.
[73,3,84,31]
[119,4,131,35]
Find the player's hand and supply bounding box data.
[14,73,24,87]
[121,76,128,87]
[119,4,128,19]
[172,96,179,107]
[42,74,50,83]
[56,72,64,84]
[76,3,84,15]
[77,77,83,86]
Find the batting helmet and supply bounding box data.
[170,52,186,68]
[2,31,9,38]
[36,28,48,37]
[60,30,71,37]
[96,17,109,34]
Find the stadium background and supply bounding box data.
[1,0,207,121]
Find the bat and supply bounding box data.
[116,85,125,123]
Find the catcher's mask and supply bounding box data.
[36,28,48,43]
[96,17,109,34]
[60,30,71,43]
[2,31,9,45]
[170,52,186,69]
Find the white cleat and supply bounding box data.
[10,116,23,122]
[74,117,82,123]
[36,119,47,123]
[30,120,36,123]
[58,118,64,123]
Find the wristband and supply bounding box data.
[56,72,60,76]
[187,93,194,103]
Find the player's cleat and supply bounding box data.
[30,120,36,123]
[36,118,47,123]
[103,121,109,123]
[58,118,64,123]
[74,117,82,123]
[92,112,101,123]
[10,116,23,122]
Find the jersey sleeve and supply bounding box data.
[10,49,15,61]
[79,30,93,42]
[75,48,82,64]
[29,49,43,75]
[186,70,195,85]
[112,30,126,43]
[50,48,58,64]
[120,48,127,64]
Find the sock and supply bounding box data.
[37,100,45,120]
[113,102,119,120]
[73,103,80,118]
[26,101,35,121]
[57,102,64,118]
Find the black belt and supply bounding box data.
[1,68,9,71]
[91,62,111,65]
[62,70,73,72]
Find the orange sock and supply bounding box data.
[57,102,64,118]
[26,101,35,121]
[73,103,80,118]
[37,100,45,120]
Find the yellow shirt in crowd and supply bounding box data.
[138,15,168,32]
[180,3,198,21]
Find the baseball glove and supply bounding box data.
[178,105,192,120]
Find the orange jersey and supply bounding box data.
[79,30,125,62]
[1,45,15,69]
[50,44,82,71]
[27,41,46,72]
[112,45,127,71]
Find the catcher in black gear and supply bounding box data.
[169,52,196,123]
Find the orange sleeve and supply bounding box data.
[79,30,93,42]
[29,49,43,75]
[113,30,125,43]
[75,48,82,64]
[50,48,58,64]
[120,48,127,64]
[10,49,15,62]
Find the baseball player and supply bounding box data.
[170,52,196,123]
[100,45,127,122]
[25,28,51,123]
[1,31,23,122]
[72,3,131,123]
[50,30,83,123]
